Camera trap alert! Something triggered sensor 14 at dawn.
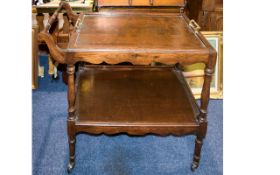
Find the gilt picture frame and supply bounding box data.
[183,31,223,99]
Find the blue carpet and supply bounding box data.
[33,58,223,175]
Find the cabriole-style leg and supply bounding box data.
[67,65,76,173]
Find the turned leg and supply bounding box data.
[67,65,76,173]
[191,50,216,171]
[191,119,207,171]
[192,136,203,171]
[191,69,211,171]
[67,121,76,173]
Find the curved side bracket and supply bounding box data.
[38,2,78,64]
[39,32,65,63]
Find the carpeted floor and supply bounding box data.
[32,57,223,175]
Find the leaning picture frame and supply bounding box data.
[183,31,223,99]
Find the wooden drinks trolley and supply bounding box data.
[39,1,216,173]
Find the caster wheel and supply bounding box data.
[67,161,75,173]
[191,163,198,172]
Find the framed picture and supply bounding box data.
[183,31,223,99]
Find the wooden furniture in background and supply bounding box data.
[34,0,93,13]
[39,1,217,173]
[33,0,93,37]
[93,0,185,6]
[186,0,223,31]
[185,0,223,97]
[32,13,39,89]
[32,0,94,82]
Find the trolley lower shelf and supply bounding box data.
[74,65,201,136]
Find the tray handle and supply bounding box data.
[38,2,79,64]
[189,19,201,33]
